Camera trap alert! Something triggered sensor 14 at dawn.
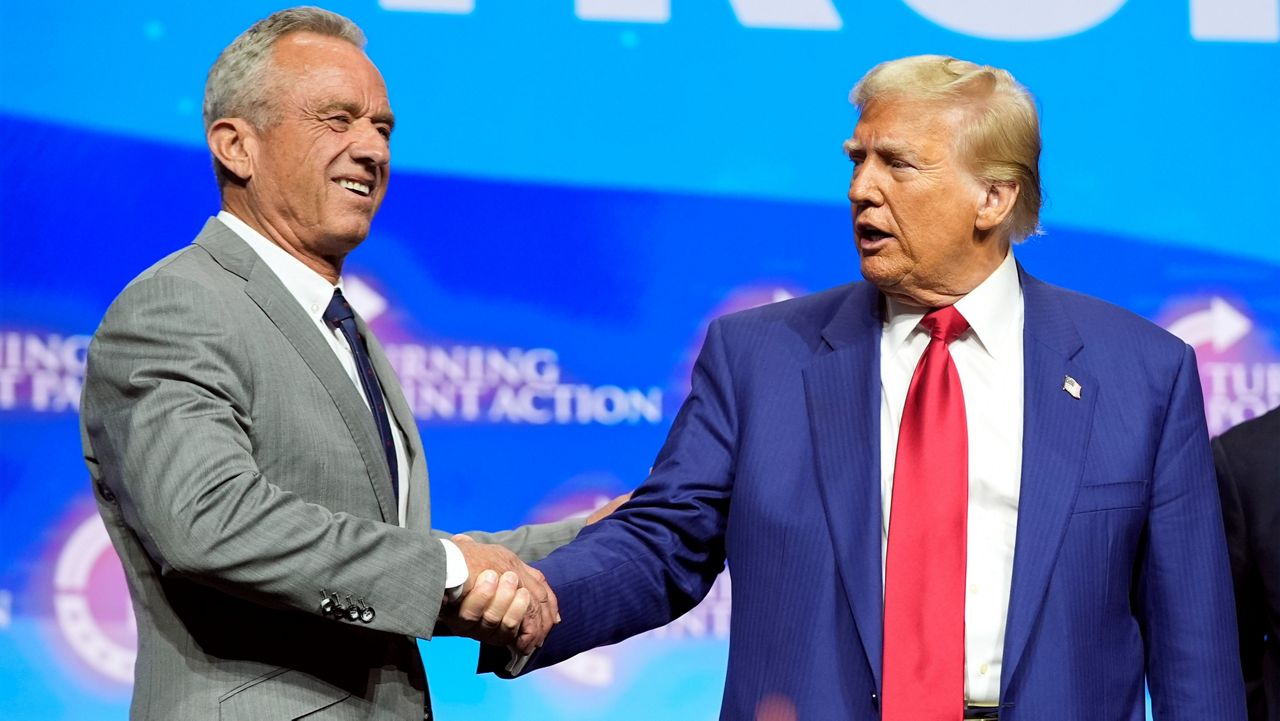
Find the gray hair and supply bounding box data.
[851,55,1043,242]
[203,6,366,133]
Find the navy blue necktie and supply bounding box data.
[323,289,399,501]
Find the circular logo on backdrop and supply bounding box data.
[49,507,136,685]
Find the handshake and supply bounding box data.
[440,493,629,655]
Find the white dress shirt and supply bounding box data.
[218,211,414,526]
[219,212,469,593]
[879,250,1025,704]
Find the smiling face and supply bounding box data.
[222,31,394,279]
[846,97,1008,308]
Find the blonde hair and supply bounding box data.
[851,55,1043,241]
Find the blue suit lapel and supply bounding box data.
[1000,266,1097,697]
[803,282,885,693]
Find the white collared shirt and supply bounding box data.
[879,250,1025,704]
[217,210,412,528]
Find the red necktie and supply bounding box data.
[882,305,970,721]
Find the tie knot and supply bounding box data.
[921,305,969,344]
[323,289,355,326]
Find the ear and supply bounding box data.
[975,181,1019,232]
[207,118,258,183]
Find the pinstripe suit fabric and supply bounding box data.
[81,218,581,720]
[514,267,1246,720]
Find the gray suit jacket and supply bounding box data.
[81,218,582,720]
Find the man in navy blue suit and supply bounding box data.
[494,55,1246,720]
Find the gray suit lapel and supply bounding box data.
[194,218,399,523]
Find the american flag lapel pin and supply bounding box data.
[1063,375,1082,400]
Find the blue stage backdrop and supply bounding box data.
[1,1,1277,719]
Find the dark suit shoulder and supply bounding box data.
[1215,405,1280,466]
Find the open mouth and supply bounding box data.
[337,179,372,197]
[856,222,893,244]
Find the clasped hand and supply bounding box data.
[440,491,632,654]
[440,534,557,655]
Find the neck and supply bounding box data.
[887,243,1010,309]
[221,196,344,284]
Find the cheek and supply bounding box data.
[887,197,947,265]
[904,186,973,236]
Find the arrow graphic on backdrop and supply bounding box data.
[1165,297,1252,351]
[345,276,389,323]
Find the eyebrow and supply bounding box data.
[844,138,918,162]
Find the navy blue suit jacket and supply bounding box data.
[518,267,1245,720]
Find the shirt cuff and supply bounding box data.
[440,538,468,604]
[506,649,531,675]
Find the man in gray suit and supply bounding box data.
[80,7,601,719]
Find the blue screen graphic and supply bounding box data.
[1,1,1277,718]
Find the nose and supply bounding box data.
[350,120,390,167]
[848,163,881,208]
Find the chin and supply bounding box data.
[333,217,373,240]
[859,257,905,289]
[319,226,371,253]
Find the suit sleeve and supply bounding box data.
[431,518,585,564]
[1212,434,1269,717]
[1138,344,1247,719]
[81,274,447,639]
[488,317,740,674]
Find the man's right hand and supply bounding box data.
[442,535,558,654]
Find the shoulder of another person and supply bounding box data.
[1217,406,1280,461]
